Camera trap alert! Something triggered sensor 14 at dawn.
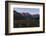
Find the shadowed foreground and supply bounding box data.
[14,19,39,28]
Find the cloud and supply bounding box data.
[14,8,39,14]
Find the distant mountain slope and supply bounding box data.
[14,10,39,20]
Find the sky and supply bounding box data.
[14,8,40,14]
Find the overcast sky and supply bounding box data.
[14,8,40,14]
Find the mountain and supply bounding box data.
[20,12,31,16]
[14,10,39,20]
[14,10,26,20]
[32,14,39,19]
